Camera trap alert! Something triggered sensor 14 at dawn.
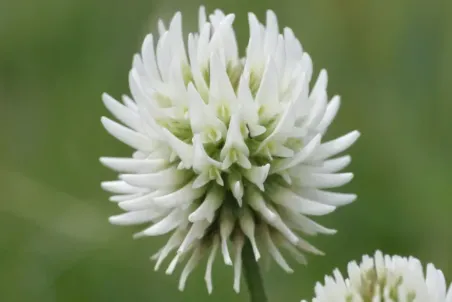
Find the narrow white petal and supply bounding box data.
[109,209,163,225]
[192,134,222,172]
[280,209,336,235]
[264,10,279,55]
[101,117,155,152]
[165,253,182,275]
[161,128,194,169]
[255,58,280,121]
[100,157,167,173]
[138,209,185,237]
[178,247,203,291]
[120,166,191,189]
[263,226,293,273]
[154,229,185,271]
[239,207,260,260]
[233,234,245,293]
[209,53,237,109]
[122,95,138,111]
[310,131,360,161]
[109,193,143,203]
[153,180,207,208]
[317,95,341,134]
[220,114,250,169]
[294,188,357,206]
[311,155,351,173]
[277,237,308,264]
[246,187,278,222]
[189,185,224,222]
[101,180,147,194]
[296,236,324,255]
[178,220,210,254]
[198,6,207,32]
[141,34,161,81]
[310,69,328,101]
[267,183,336,216]
[270,134,321,173]
[292,172,354,189]
[227,172,244,206]
[219,208,235,265]
[263,204,300,244]
[102,93,142,131]
[242,164,270,191]
[118,190,170,211]
[205,235,220,294]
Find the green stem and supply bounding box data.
[242,239,269,302]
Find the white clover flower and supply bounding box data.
[302,251,452,302]
[100,7,359,293]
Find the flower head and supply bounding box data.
[302,251,452,302]
[100,7,359,293]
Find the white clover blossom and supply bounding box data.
[302,251,452,302]
[100,7,359,293]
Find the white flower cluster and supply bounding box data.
[302,251,452,302]
[100,7,359,292]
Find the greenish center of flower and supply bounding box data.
[347,268,417,302]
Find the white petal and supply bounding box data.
[220,114,250,169]
[120,166,191,189]
[205,235,220,294]
[178,247,203,291]
[292,172,354,189]
[138,208,185,237]
[118,190,171,211]
[246,187,278,222]
[242,164,270,191]
[270,134,321,173]
[198,6,207,32]
[227,172,244,206]
[153,180,207,209]
[263,226,293,273]
[239,207,260,260]
[100,157,167,173]
[310,131,360,161]
[255,58,280,122]
[141,34,161,81]
[317,96,341,134]
[178,220,210,254]
[101,180,147,194]
[311,155,351,173]
[209,53,237,110]
[154,229,185,271]
[102,93,142,131]
[101,117,155,152]
[294,188,357,206]
[189,185,224,222]
[109,209,163,225]
[280,209,336,235]
[161,128,194,169]
[233,234,245,293]
[109,193,143,203]
[192,134,222,173]
[267,183,336,216]
[296,237,324,255]
[219,207,235,265]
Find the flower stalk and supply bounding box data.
[243,239,268,302]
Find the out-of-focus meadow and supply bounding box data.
[1,0,451,301]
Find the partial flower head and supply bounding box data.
[302,251,452,302]
[100,7,359,293]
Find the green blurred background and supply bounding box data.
[1,0,451,301]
